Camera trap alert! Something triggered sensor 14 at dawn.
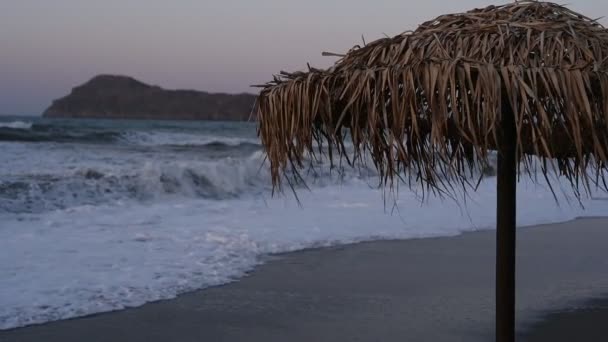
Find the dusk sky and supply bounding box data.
[2,0,607,115]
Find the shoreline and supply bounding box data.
[1,217,608,341]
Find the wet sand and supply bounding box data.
[1,217,607,341]
[522,298,608,341]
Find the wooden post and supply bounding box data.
[496,97,517,342]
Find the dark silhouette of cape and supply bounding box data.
[43,75,256,121]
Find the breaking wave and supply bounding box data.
[0,121,33,130]
[0,151,271,213]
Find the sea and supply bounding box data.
[1,115,607,330]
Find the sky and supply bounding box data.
[1,1,607,115]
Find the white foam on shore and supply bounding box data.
[1,175,607,330]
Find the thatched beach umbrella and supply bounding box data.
[255,1,608,341]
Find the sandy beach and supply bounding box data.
[1,217,607,341]
[523,298,608,341]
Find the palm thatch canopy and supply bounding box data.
[255,1,608,194]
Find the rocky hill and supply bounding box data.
[43,75,256,121]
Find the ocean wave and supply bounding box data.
[0,128,123,144]
[119,130,260,148]
[0,121,33,130]
[0,146,504,215]
[0,151,271,213]
[0,123,261,149]
[0,148,389,214]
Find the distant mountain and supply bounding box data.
[43,75,256,121]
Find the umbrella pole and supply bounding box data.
[496,98,517,342]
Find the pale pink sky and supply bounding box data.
[1,0,607,115]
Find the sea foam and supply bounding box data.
[0,121,32,130]
[1,173,607,329]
